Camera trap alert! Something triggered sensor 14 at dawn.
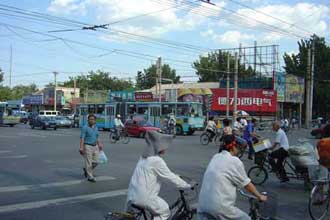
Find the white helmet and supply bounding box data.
[116,114,121,118]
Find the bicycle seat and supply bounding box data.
[130,203,145,212]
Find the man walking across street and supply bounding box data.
[79,114,103,183]
[269,121,290,182]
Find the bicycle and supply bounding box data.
[248,150,311,187]
[109,128,130,144]
[104,177,198,220]
[200,130,222,146]
[308,169,330,220]
[199,190,276,220]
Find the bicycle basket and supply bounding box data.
[254,150,267,166]
[257,192,278,219]
[104,212,136,220]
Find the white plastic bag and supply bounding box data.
[289,142,319,167]
[98,150,108,164]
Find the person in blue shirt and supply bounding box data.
[79,114,103,182]
[243,118,258,160]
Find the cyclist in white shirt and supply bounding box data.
[198,134,267,220]
[269,121,290,182]
[114,114,124,139]
[206,116,217,141]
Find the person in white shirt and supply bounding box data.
[269,121,290,182]
[240,117,248,127]
[206,116,217,140]
[114,114,124,139]
[198,134,267,220]
[126,131,190,220]
[233,117,243,136]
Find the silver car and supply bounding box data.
[54,116,73,128]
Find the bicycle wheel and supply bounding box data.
[121,133,130,144]
[309,183,330,220]
[200,133,210,145]
[214,134,222,146]
[248,166,268,185]
[109,132,117,143]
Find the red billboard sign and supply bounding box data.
[135,92,153,102]
[211,89,277,113]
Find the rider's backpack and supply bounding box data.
[317,138,330,168]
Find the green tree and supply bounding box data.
[0,84,38,101]
[193,51,256,82]
[283,35,330,117]
[136,64,180,90]
[62,70,134,95]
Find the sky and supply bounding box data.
[0,0,329,88]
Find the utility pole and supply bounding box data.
[53,72,59,111]
[254,41,257,76]
[73,78,77,114]
[157,57,162,102]
[310,35,315,124]
[305,47,311,128]
[226,52,230,118]
[233,52,238,122]
[9,44,12,88]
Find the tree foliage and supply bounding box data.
[193,51,256,82]
[283,35,330,117]
[135,64,180,90]
[0,84,38,101]
[61,70,134,95]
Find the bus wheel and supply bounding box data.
[176,125,183,135]
[187,128,195,135]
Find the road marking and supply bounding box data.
[0,188,127,214]
[0,155,28,159]
[0,150,12,154]
[0,176,116,193]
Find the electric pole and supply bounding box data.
[226,52,230,118]
[73,78,77,114]
[9,44,12,88]
[53,72,59,111]
[310,35,315,125]
[234,52,238,122]
[305,47,311,128]
[157,57,162,102]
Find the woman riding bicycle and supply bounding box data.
[198,135,267,220]
[126,131,191,220]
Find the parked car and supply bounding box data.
[311,123,330,139]
[30,116,57,130]
[54,116,72,128]
[125,120,160,138]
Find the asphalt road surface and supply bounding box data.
[0,124,326,220]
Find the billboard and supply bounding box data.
[211,89,277,113]
[285,74,304,103]
[135,92,153,102]
[275,71,285,102]
[22,95,43,105]
[109,91,135,102]
[43,88,64,105]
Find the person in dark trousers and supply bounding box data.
[269,121,290,182]
[243,118,258,160]
[79,114,104,182]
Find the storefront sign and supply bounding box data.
[135,92,153,102]
[211,89,277,113]
[285,74,304,103]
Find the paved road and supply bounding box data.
[0,124,326,220]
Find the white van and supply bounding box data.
[39,110,61,117]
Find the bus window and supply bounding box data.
[162,104,175,115]
[81,106,88,115]
[88,105,96,114]
[137,105,148,114]
[96,104,105,114]
[46,112,52,115]
[177,104,189,116]
[191,103,202,117]
[128,104,137,115]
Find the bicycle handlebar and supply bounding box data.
[239,190,267,200]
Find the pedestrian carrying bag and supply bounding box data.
[98,150,108,164]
